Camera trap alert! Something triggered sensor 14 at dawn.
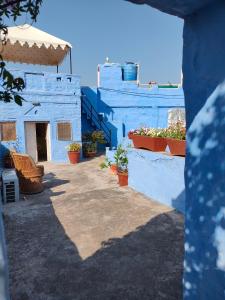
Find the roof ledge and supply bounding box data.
[126,0,215,18]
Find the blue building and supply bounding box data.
[0,25,81,165]
[81,63,185,147]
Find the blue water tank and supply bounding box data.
[122,62,138,81]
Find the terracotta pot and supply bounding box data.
[167,139,186,156]
[128,132,133,139]
[68,151,80,164]
[83,151,97,158]
[110,164,118,175]
[118,171,128,187]
[130,134,167,152]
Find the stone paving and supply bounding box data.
[3,156,184,300]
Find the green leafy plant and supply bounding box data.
[67,143,81,152]
[91,130,106,144]
[100,157,112,169]
[114,145,128,173]
[83,131,106,144]
[0,0,42,105]
[83,131,106,154]
[83,141,97,153]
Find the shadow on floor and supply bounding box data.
[4,173,184,300]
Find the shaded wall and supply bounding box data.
[183,2,225,299]
[126,0,225,298]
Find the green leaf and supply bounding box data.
[14,95,23,106]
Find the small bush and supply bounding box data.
[67,143,81,152]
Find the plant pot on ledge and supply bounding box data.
[129,133,167,152]
[118,171,128,187]
[167,139,186,156]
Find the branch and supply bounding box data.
[0,0,26,10]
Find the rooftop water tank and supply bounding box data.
[122,62,138,81]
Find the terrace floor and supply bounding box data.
[4,156,184,300]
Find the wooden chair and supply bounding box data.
[12,153,44,194]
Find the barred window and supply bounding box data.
[57,122,72,141]
[0,122,16,141]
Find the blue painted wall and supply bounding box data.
[106,147,185,214]
[127,0,225,299]
[0,70,81,164]
[82,63,184,147]
[128,149,185,213]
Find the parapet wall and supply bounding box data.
[106,147,185,214]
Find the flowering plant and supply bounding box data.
[129,127,167,138]
[165,122,186,140]
[129,122,186,140]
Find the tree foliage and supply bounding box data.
[0,0,42,105]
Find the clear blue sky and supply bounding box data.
[9,0,184,86]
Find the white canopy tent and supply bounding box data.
[1,24,73,72]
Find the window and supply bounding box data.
[57,122,72,141]
[0,122,16,141]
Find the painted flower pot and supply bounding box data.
[110,164,118,175]
[83,151,97,158]
[129,134,167,152]
[118,171,128,187]
[167,139,186,156]
[68,151,80,164]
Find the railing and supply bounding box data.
[81,93,112,147]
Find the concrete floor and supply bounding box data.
[4,156,184,300]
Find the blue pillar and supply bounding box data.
[126,0,225,298]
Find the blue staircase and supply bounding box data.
[81,93,112,147]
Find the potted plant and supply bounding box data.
[67,142,81,164]
[83,141,97,158]
[100,157,117,175]
[83,131,106,158]
[114,145,128,186]
[128,127,167,152]
[166,122,186,156]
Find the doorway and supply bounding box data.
[36,123,48,161]
[25,122,51,162]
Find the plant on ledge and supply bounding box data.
[114,145,128,186]
[129,127,167,138]
[128,127,167,152]
[166,122,186,156]
[166,122,186,140]
[66,142,81,164]
[83,130,106,158]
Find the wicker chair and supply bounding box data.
[12,153,44,194]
